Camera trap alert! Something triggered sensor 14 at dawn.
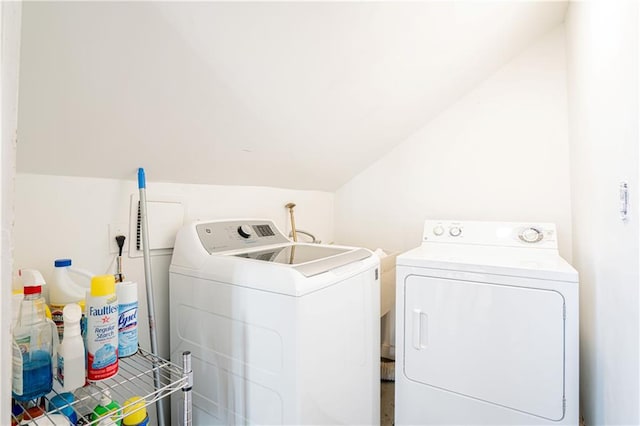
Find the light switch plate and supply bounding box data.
[128,194,186,257]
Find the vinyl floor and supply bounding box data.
[381,380,394,426]
[380,380,586,426]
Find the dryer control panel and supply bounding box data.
[422,220,558,249]
[196,219,290,254]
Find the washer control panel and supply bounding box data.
[422,220,558,249]
[425,221,465,241]
[196,219,290,253]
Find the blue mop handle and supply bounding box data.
[138,167,146,189]
[136,166,166,426]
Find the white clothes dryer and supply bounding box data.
[169,219,380,425]
[395,220,578,425]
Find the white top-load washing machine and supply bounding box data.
[395,220,578,425]
[169,219,380,425]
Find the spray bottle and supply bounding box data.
[57,303,86,392]
[50,259,93,341]
[12,269,57,401]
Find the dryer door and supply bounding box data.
[403,275,565,421]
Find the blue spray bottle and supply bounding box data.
[12,269,57,401]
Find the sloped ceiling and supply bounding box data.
[17,1,567,191]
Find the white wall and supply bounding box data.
[16,2,567,192]
[334,26,572,260]
[13,173,334,360]
[1,1,21,422]
[565,2,639,424]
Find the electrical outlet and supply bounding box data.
[109,223,128,254]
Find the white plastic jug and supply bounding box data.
[50,259,93,340]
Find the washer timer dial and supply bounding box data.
[449,226,462,237]
[519,227,543,243]
[237,225,253,239]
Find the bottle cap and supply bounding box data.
[23,285,42,295]
[122,396,148,425]
[54,259,72,267]
[91,275,115,297]
[117,281,138,304]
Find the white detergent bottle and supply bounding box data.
[50,259,93,341]
[57,303,86,392]
[86,274,119,381]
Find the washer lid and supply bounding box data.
[397,244,578,282]
[234,244,348,264]
[233,244,373,277]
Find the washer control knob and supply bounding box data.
[433,226,445,236]
[520,227,543,243]
[237,225,253,239]
[449,226,462,237]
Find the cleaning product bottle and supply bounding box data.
[86,274,119,381]
[48,392,78,425]
[50,259,93,341]
[57,303,86,392]
[122,396,149,426]
[117,281,138,357]
[12,269,56,401]
[73,383,102,425]
[90,390,122,425]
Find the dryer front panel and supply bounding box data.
[403,275,565,421]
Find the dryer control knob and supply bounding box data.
[520,227,543,243]
[449,226,462,237]
[238,225,253,239]
[433,226,445,236]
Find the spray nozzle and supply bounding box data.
[100,390,113,407]
[19,269,46,294]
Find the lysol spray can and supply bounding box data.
[86,275,118,381]
[117,281,138,357]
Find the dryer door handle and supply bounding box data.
[412,309,428,350]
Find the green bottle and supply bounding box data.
[91,390,122,425]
